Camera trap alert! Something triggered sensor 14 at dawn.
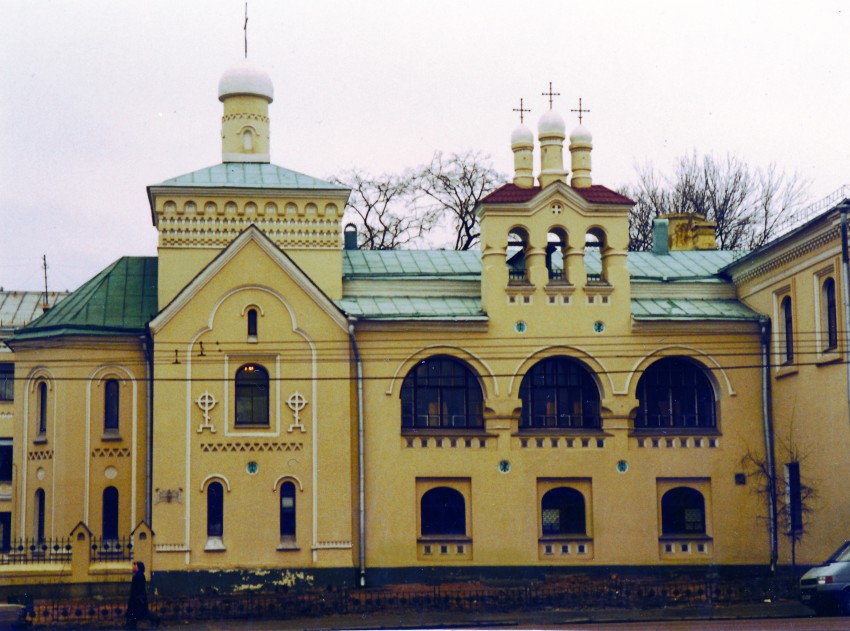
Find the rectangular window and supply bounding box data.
[0,364,12,401]
[0,440,11,482]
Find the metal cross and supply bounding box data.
[571,97,590,124]
[512,98,531,124]
[542,82,560,109]
[243,2,249,59]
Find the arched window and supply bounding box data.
[34,488,45,542]
[584,228,607,284]
[104,379,120,432]
[519,357,601,429]
[235,364,269,425]
[823,278,838,351]
[546,228,568,282]
[401,357,483,430]
[38,381,48,434]
[421,487,466,536]
[661,487,706,535]
[636,357,716,429]
[242,129,253,151]
[207,482,224,539]
[280,481,296,541]
[507,228,529,283]
[0,363,13,402]
[541,487,586,536]
[102,486,119,540]
[782,295,794,363]
[247,308,258,339]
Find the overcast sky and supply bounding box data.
[1,1,848,292]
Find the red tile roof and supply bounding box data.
[481,183,633,205]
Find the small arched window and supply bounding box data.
[235,364,269,426]
[247,308,258,339]
[38,381,48,434]
[546,228,568,282]
[823,278,838,351]
[782,296,794,363]
[207,482,224,538]
[519,357,601,429]
[280,481,296,541]
[584,228,607,284]
[541,487,586,536]
[507,228,529,283]
[104,379,120,432]
[421,487,466,536]
[400,356,484,430]
[636,357,716,429]
[242,129,253,151]
[34,488,45,542]
[661,487,706,535]
[102,486,119,540]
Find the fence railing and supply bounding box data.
[89,536,134,563]
[0,538,71,565]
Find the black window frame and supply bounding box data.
[420,487,466,537]
[34,488,45,542]
[280,481,296,539]
[661,486,706,535]
[782,295,794,363]
[541,487,587,536]
[247,308,258,338]
[519,357,601,430]
[636,357,716,430]
[207,481,224,538]
[102,486,119,540]
[37,381,47,434]
[235,363,269,426]
[104,379,120,432]
[0,363,13,402]
[401,356,484,431]
[0,440,12,483]
[824,278,838,351]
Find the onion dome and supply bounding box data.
[511,124,534,148]
[218,59,274,103]
[570,124,592,145]
[538,109,565,137]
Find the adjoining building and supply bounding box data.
[2,59,847,593]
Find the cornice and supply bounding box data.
[731,226,840,285]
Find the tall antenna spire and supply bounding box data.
[42,254,50,311]
[244,2,249,59]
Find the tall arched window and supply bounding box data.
[584,228,607,284]
[235,364,269,426]
[38,381,48,434]
[401,357,483,430]
[207,482,224,539]
[102,486,119,540]
[247,308,258,339]
[823,278,838,351]
[661,487,706,535]
[782,295,794,363]
[104,379,120,433]
[507,228,529,283]
[636,357,716,429]
[519,357,601,429]
[420,487,466,536]
[280,481,296,542]
[34,488,45,542]
[541,487,586,536]
[546,228,568,282]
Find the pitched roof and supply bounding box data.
[481,183,633,205]
[338,296,485,320]
[343,250,481,278]
[0,291,69,330]
[152,163,348,191]
[11,257,158,341]
[632,298,761,321]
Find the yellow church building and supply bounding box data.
[1,59,847,593]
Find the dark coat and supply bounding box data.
[126,563,149,624]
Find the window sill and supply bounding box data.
[33,434,47,445]
[204,537,226,552]
[774,364,798,379]
[277,541,299,551]
[100,431,123,442]
[417,535,472,544]
[515,428,610,437]
[659,534,713,542]
[632,428,720,437]
[539,534,592,542]
[402,428,492,437]
[233,423,271,429]
[816,351,842,366]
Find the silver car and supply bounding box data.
[800,540,850,616]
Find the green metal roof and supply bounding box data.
[337,296,485,320]
[0,291,69,329]
[627,250,746,280]
[11,257,158,341]
[154,163,347,191]
[632,298,761,321]
[343,250,481,278]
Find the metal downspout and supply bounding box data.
[143,325,155,525]
[348,320,366,587]
[759,316,778,572]
[839,201,850,431]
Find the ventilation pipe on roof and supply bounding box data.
[652,219,669,255]
[344,224,359,250]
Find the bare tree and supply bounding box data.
[330,170,437,250]
[415,150,506,250]
[622,152,809,251]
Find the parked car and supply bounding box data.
[800,540,850,616]
[0,603,26,630]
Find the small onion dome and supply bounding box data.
[570,124,592,145]
[218,59,274,103]
[511,124,534,148]
[538,108,565,137]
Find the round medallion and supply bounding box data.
[514,321,527,334]
[594,321,605,334]
[246,461,259,475]
[36,467,45,481]
[104,466,118,480]
[498,460,511,474]
[617,460,629,474]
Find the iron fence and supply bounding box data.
[0,537,71,565]
[89,536,134,563]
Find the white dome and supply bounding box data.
[218,60,274,102]
[538,109,565,137]
[511,124,534,147]
[570,124,592,145]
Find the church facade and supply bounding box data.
[1,59,847,592]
